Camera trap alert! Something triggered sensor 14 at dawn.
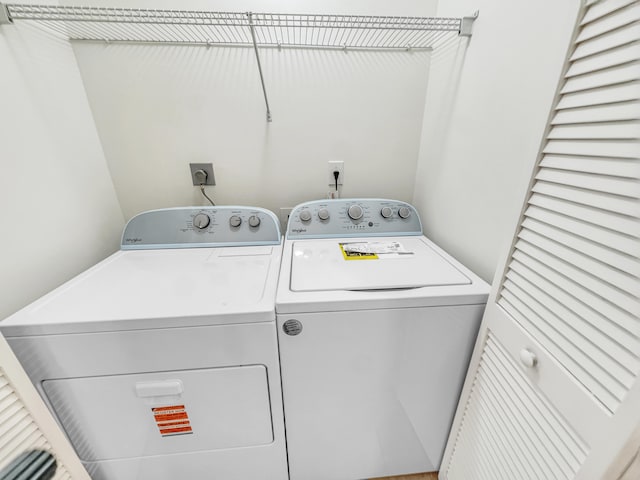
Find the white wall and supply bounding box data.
[64,0,437,221]
[413,0,581,282]
[0,4,125,319]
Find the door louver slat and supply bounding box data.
[552,101,640,124]
[514,237,638,316]
[581,0,637,24]
[446,335,589,479]
[543,140,639,159]
[539,155,640,178]
[511,248,638,335]
[508,258,640,357]
[522,214,639,276]
[484,341,586,473]
[556,82,640,109]
[535,168,639,197]
[548,123,640,140]
[528,193,639,235]
[577,3,640,42]
[572,22,640,60]
[0,369,74,479]
[523,207,639,269]
[532,181,640,216]
[561,65,639,94]
[567,42,640,77]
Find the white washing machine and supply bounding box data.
[1,207,288,480]
[276,198,490,480]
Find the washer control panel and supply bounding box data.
[121,206,281,249]
[287,199,422,239]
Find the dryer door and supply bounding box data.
[42,365,273,462]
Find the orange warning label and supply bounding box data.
[152,405,186,413]
[154,412,189,422]
[159,426,193,435]
[152,405,193,437]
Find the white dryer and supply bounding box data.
[1,207,288,480]
[276,198,490,480]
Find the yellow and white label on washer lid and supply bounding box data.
[339,241,413,260]
[340,243,377,260]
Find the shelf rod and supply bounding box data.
[247,12,272,122]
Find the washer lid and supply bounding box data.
[290,237,471,292]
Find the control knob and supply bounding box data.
[248,215,261,228]
[193,213,210,229]
[398,206,411,219]
[229,215,242,228]
[299,210,312,222]
[347,204,363,220]
[318,208,330,221]
[380,206,393,219]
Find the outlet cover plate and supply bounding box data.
[328,160,344,186]
[189,163,216,186]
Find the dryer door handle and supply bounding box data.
[135,379,184,398]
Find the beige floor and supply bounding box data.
[372,473,439,480]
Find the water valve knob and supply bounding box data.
[193,213,210,229]
[380,207,393,219]
[398,206,411,219]
[318,208,330,221]
[347,204,363,220]
[229,215,242,228]
[248,215,261,228]
[299,210,312,222]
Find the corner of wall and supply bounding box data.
[0,18,125,319]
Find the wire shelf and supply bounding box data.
[0,3,475,122]
[3,4,464,50]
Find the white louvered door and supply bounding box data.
[0,332,89,479]
[441,0,640,478]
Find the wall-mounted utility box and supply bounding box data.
[189,163,216,186]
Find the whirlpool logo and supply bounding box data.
[125,237,143,243]
[291,228,307,234]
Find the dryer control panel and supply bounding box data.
[286,199,422,239]
[121,207,281,249]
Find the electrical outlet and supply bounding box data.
[279,208,293,231]
[189,163,216,186]
[328,161,344,187]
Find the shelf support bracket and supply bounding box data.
[0,3,13,25]
[247,12,272,122]
[459,10,478,37]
